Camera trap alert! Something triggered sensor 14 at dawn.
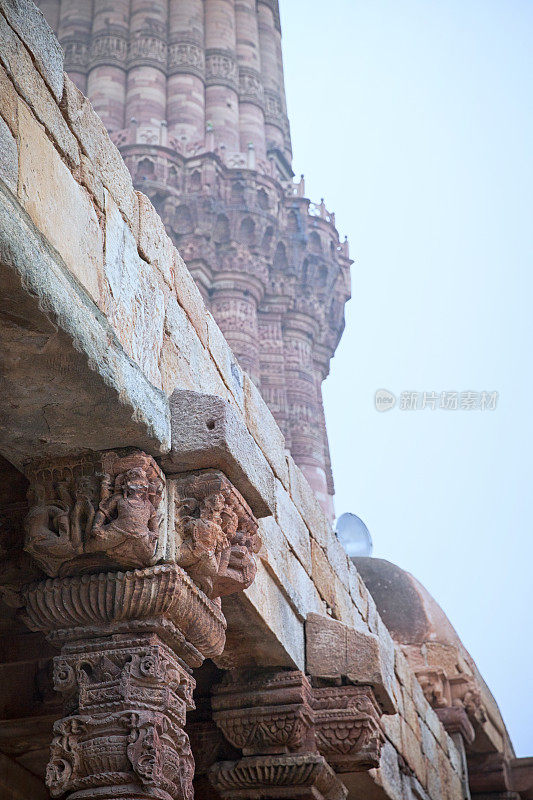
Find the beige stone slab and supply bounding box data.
[61,75,136,228]
[0,0,64,102]
[274,479,312,574]
[137,191,174,286]
[310,537,337,610]
[0,114,17,193]
[0,16,78,165]
[287,454,331,549]
[244,373,288,487]
[0,63,18,135]
[17,101,102,306]
[173,251,209,347]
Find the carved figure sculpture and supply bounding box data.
[174,471,261,600]
[24,451,164,576]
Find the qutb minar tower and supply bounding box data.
[36,0,351,519]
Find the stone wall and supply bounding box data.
[0,3,494,800]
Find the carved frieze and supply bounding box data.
[312,686,384,772]
[24,450,164,577]
[173,470,261,600]
[128,33,167,69]
[238,67,264,108]
[46,634,195,800]
[61,39,89,71]
[168,41,205,77]
[89,33,128,67]
[205,49,238,91]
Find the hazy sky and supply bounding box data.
[280,0,533,756]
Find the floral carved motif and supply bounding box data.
[24,450,164,577]
[173,470,261,600]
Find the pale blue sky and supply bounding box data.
[281,0,533,756]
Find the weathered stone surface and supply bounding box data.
[104,191,165,389]
[244,374,289,486]
[0,113,17,193]
[18,101,102,305]
[0,15,77,164]
[258,516,326,621]
[274,480,312,574]
[0,179,170,462]
[163,389,275,517]
[61,75,136,227]
[287,455,332,549]
[207,309,245,409]
[174,252,209,347]
[137,190,174,286]
[305,613,396,714]
[0,0,64,102]
[0,63,18,134]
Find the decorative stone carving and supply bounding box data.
[416,668,450,709]
[210,754,347,800]
[417,668,486,724]
[173,470,261,600]
[238,68,264,108]
[211,669,384,788]
[24,450,164,577]
[168,41,205,77]
[205,49,238,91]
[312,685,384,772]
[46,633,195,800]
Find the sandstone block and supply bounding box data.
[0,16,78,165]
[287,454,331,549]
[0,0,64,101]
[420,721,437,764]
[401,719,427,787]
[79,153,105,210]
[402,686,421,739]
[61,75,136,227]
[244,374,288,487]
[326,534,351,589]
[207,309,245,409]
[0,63,18,134]
[427,763,442,800]
[274,480,312,574]
[0,114,17,193]
[103,191,165,389]
[136,191,174,285]
[310,538,337,609]
[162,389,275,517]
[377,742,404,800]
[17,101,102,305]
[258,516,326,622]
[395,648,412,689]
[331,576,367,632]
[174,251,208,347]
[305,612,396,713]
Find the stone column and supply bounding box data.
[126,0,168,145]
[209,668,385,800]
[258,301,291,447]
[235,0,266,161]
[17,450,260,800]
[257,0,284,153]
[204,0,240,153]
[87,0,129,133]
[211,273,264,385]
[57,0,94,92]
[283,313,330,510]
[167,0,206,149]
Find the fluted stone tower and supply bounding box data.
[36,0,351,519]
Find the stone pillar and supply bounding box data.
[258,301,291,447]
[235,0,266,161]
[86,0,129,133]
[257,0,284,153]
[283,313,330,509]
[167,0,206,149]
[204,0,240,153]
[58,0,94,92]
[209,668,385,800]
[126,0,168,145]
[17,450,260,800]
[211,275,263,385]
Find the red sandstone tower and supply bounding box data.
[37,0,351,520]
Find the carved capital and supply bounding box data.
[210,753,347,800]
[24,450,164,578]
[173,470,261,600]
[312,685,384,772]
